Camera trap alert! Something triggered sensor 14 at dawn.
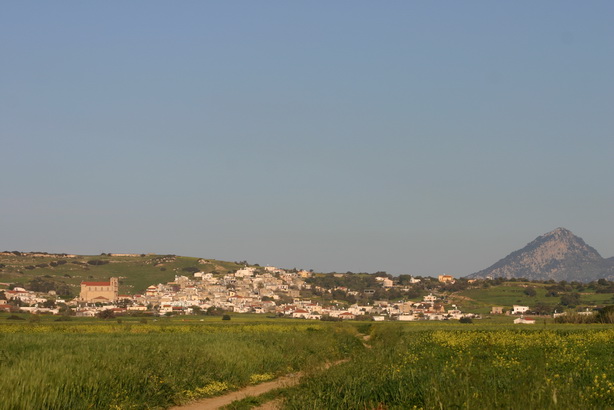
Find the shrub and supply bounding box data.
[596,305,614,324]
[523,287,537,297]
[459,317,473,324]
[560,293,581,307]
[97,309,116,319]
[554,313,596,324]
[87,260,109,266]
[222,314,231,321]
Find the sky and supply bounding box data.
[1,2,613,277]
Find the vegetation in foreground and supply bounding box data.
[283,325,614,409]
[0,321,362,410]
[2,317,614,410]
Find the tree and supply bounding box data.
[523,287,537,297]
[97,309,115,319]
[206,306,225,316]
[560,293,581,307]
[596,305,614,324]
[532,302,553,315]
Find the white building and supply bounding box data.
[512,305,530,314]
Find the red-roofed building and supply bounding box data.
[292,309,309,319]
[80,277,118,302]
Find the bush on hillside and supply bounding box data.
[87,260,109,266]
[523,287,537,297]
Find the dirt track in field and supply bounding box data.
[170,372,302,410]
[171,333,369,410]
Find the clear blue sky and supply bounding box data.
[2,2,613,276]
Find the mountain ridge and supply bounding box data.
[468,228,614,282]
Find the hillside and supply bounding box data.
[468,228,614,282]
[0,252,245,297]
[449,281,614,314]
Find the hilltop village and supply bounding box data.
[2,264,479,321]
[73,268,475,321]
[2,252,613,322]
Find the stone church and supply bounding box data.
[79,277,119,303]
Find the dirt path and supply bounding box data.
[171,333,367,410]
[169,372,302,410]
[171,359,350,410]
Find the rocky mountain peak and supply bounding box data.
[468,228,613,282]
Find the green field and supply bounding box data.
[0,318,362,410]
[282,324,614,409]
[2,316,614,410]
[453,282,614,314]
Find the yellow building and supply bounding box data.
[438,274,455,283]
[80,277,119,302]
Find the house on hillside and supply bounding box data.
[491,306,504,315]
[438,275,455,283]
[512,305,530,315]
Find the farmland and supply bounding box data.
[283,324,614,410]
[0,318,362,409]
[1,317,613,409]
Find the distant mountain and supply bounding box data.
[468,228,614,282]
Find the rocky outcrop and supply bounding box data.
[468,228,614,282]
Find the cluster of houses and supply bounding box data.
[2,268,574,324]
[0,287,64,314]
[1,267,480,321]
[70,267,478,321]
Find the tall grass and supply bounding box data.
[0,323,361,409]
[284,326,614,409]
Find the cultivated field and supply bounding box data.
[0,318,362,409]
[1,317,613,409]
[284,324,614,409]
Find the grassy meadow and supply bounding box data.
[0,318,362,410]
[452,282,614,314]
[2,316,614,410]
[282,324,614,410]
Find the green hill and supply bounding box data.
[449,281,613,314]
[0,252,245,297]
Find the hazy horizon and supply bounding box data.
[2,2,613,277]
